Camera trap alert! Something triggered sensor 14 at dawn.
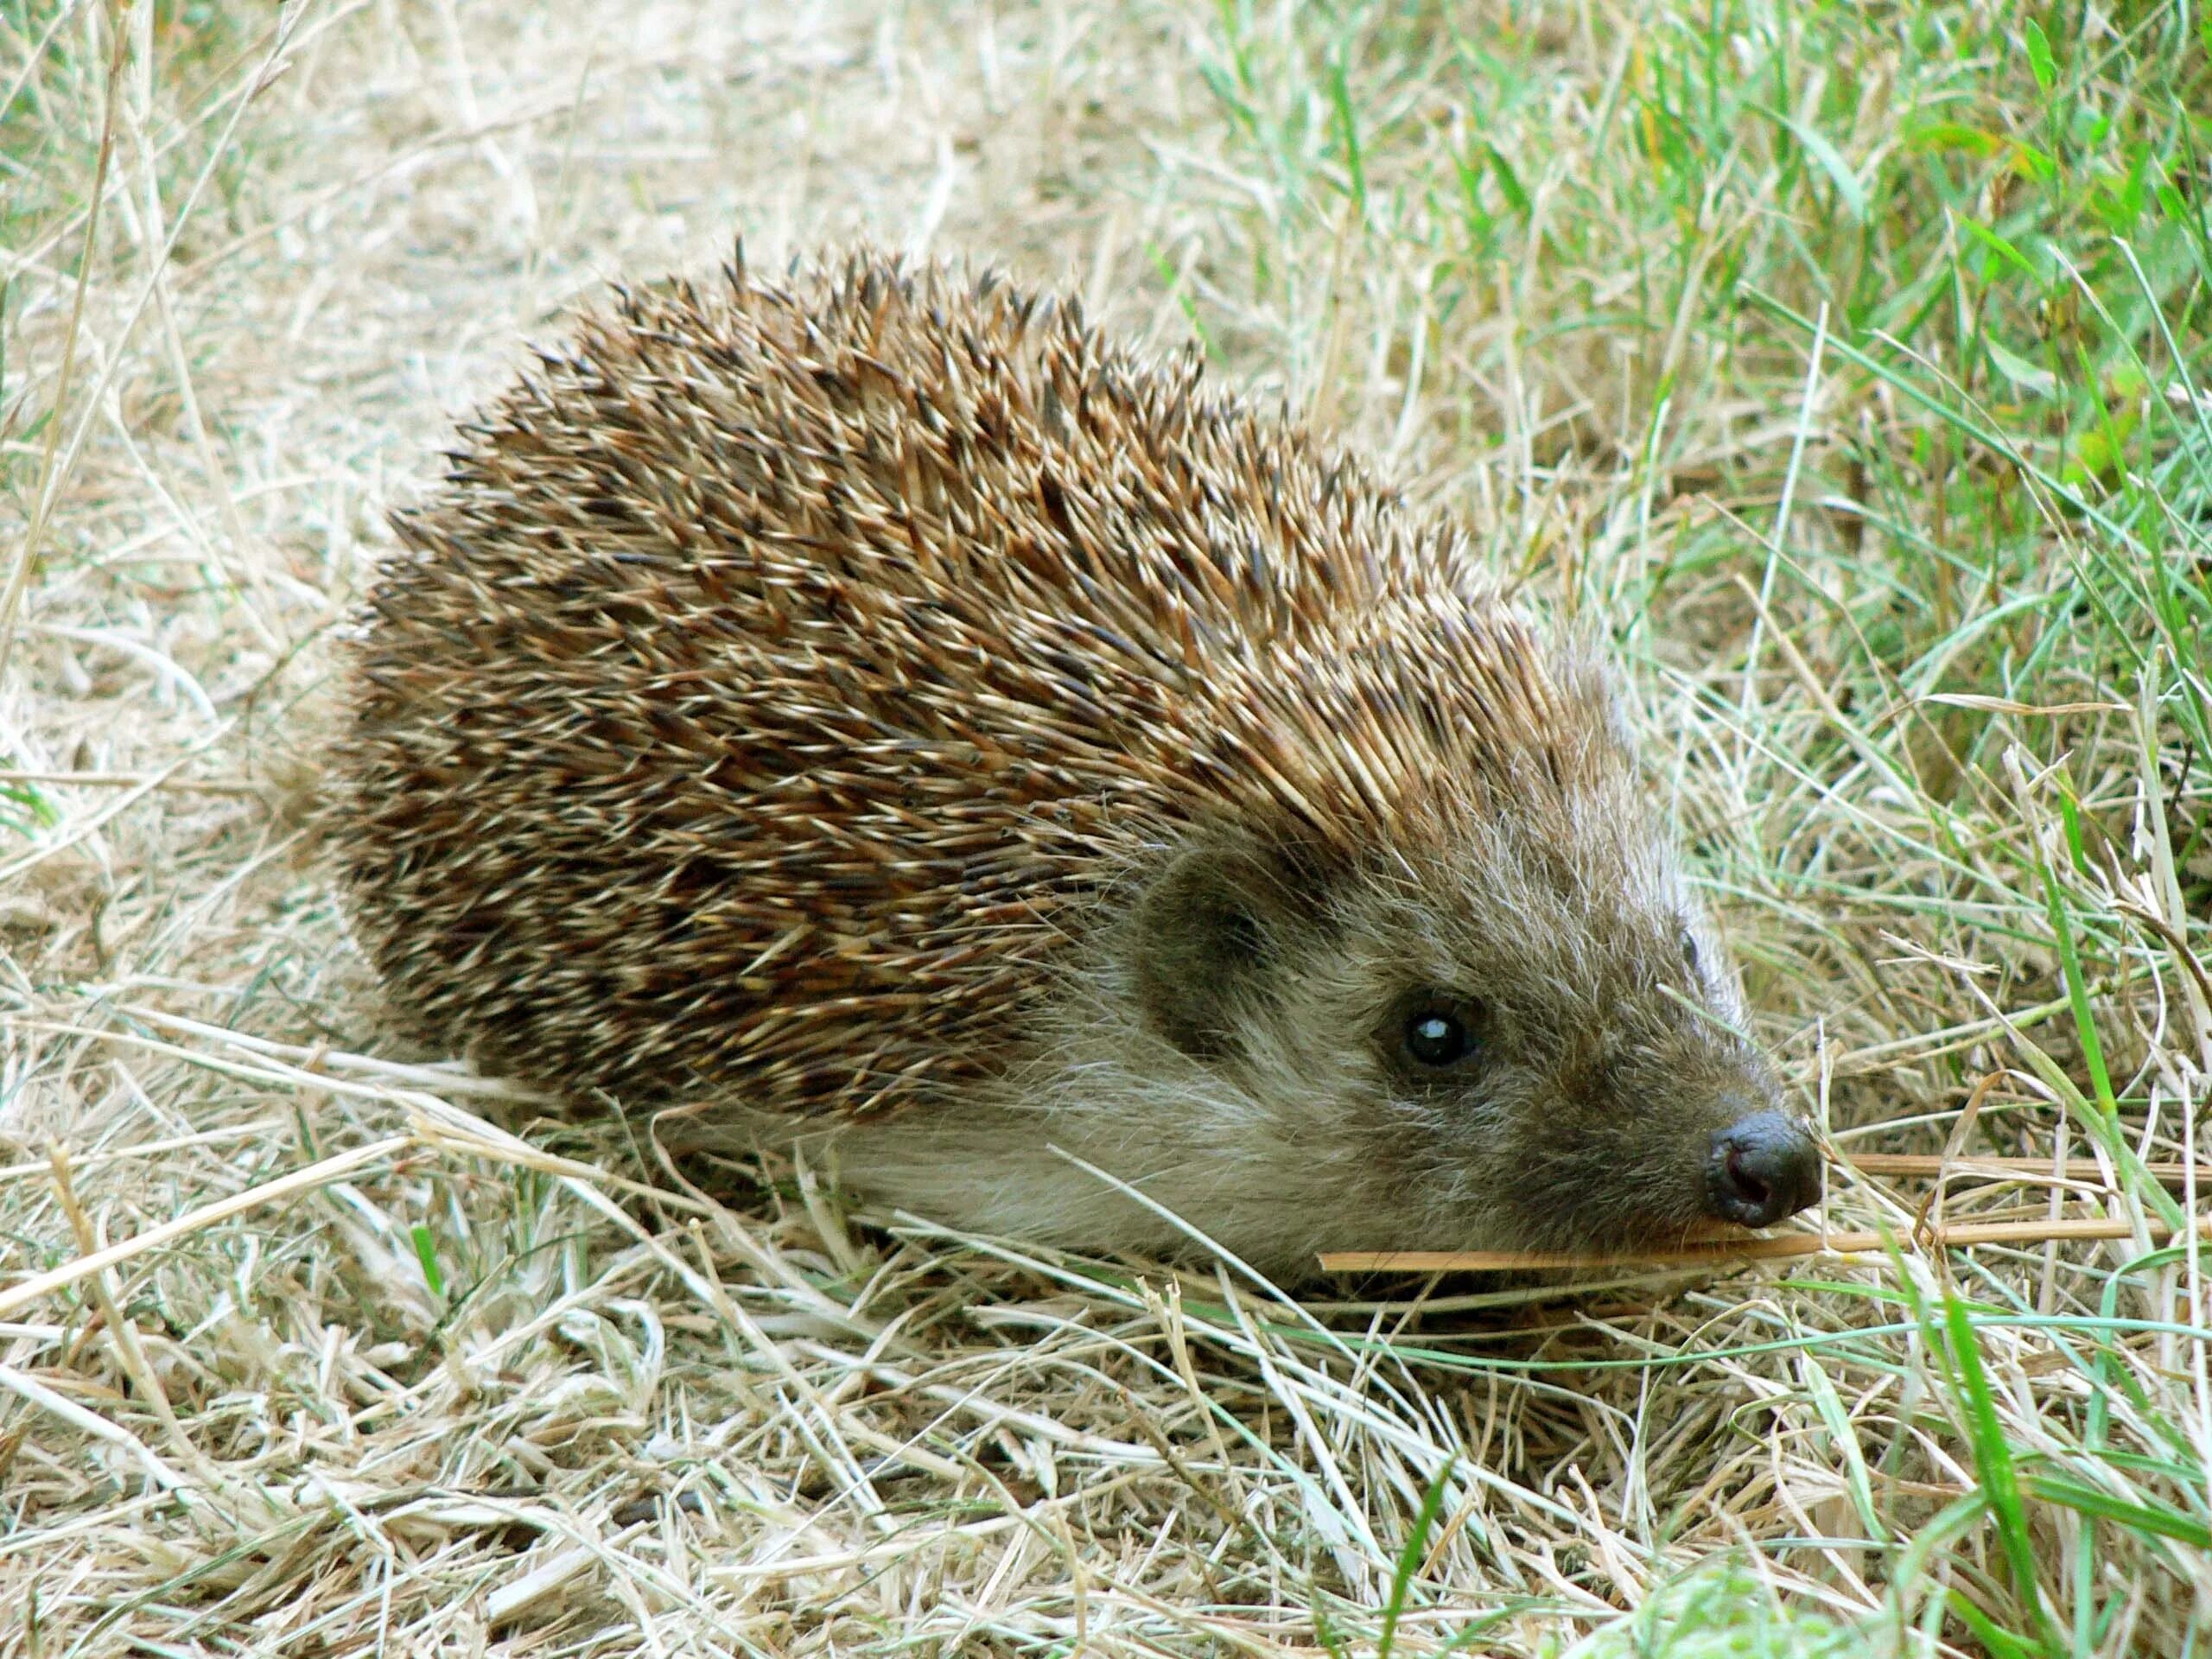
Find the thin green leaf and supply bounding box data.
[2023,20,2056,95]
[1325,49,1366,221]
[1944,1295,2060,1652]
[411,1224,445,1300]
[1947,1588,2042,1659]
[1378,1457,1455,1656]
[1906,119,2004,156]
[1958,214,2041,282]
[1755,105,1869,222]
[1802,1357,1888,1543]
[1485,142,1528,215]
[2032,830,2118,1117]
[2024,1472,2212,1549]
[1986,334,2058,397]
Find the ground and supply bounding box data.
[2,1,2209,1655]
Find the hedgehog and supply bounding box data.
[336,245,1821,1275]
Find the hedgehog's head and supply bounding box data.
[1116,673,1816,1263]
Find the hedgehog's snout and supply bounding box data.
[1703,1107,1821,1229]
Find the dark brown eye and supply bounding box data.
[1681,931,1701,974]
[1399,995,1484,1069]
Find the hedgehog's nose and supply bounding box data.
[1705,1110,1822,1229]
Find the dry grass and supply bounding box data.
[3,2,2209,1655]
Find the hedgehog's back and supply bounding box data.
[340,249,1575,1120]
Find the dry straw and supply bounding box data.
[1321,1215,2211,1275]
[1324,1157,2209,1271]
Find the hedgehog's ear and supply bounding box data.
[1125,841,1300,1062]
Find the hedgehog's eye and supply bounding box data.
[1395,994,1486,1071]
[1681,931,1701,975]
[1406,1011,1465,1066]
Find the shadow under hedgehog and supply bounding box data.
[334,244,1821,1278]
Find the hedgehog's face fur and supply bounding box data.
[1109,799,1812,1262]
[836,741,1819,1280]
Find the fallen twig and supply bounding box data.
[1845,1152,2196,1186]
[1319,1212,2209,1274]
